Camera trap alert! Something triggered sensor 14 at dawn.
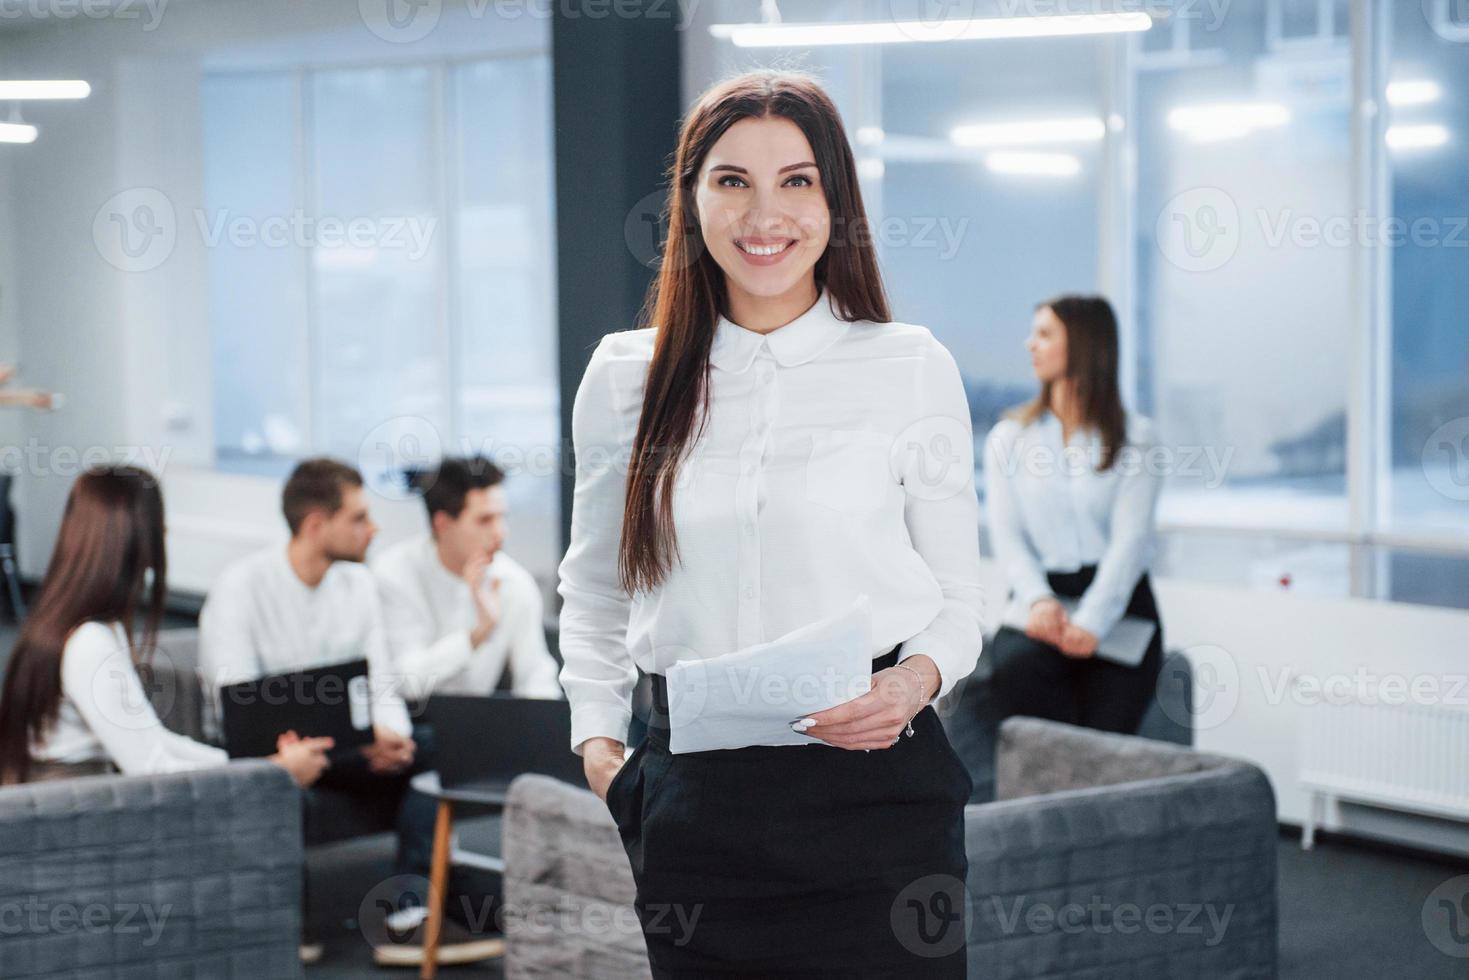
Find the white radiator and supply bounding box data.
[1298,687,1469,848]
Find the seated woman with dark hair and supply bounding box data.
[983,295,1166,735]
[0,465,330,786]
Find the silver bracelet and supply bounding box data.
[892,662,931,737]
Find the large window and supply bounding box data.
[1380,0,1469,602]
[690,0,1469,609]
[203,56,559,577]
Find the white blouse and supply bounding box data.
[32,620,229,775]
[983,409,1163,640]
[372,535,563,699]
[198,546,414,739]
[557,289,986,755]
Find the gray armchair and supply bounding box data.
[500,718,1275,980]
[501,773,652,979]
[0,760,303,978]
[967,717,1277,978]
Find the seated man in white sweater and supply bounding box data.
[373,456,562,701]
[199,458,500,967]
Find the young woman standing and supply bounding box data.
[557,71,984,977]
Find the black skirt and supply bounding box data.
[989,566,1165,734]
[604,646,973,979]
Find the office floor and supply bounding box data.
[301,818,1469,979]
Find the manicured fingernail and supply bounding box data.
[797,718,816,726]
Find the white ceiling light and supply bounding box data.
[0,122,39,144]
[855,125,885,146]
[1167,102,1291,142]
[1385,80,1442,107]
[1386,124,1449,150]
[0,80,91,100]
[984,151,1082,177]
[950,116,1105,148]
[709,12,1151,47]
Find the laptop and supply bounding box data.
[220,659,376,760]
[425,694,587,793]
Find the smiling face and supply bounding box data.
[694,114,831,307]
[1026,305,1070,384]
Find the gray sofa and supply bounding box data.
[0,760,304,978]
[500,717,1276,979]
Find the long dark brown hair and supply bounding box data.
[1013,294,1128,471]
[0,466,167,784]
[619,69,891,595]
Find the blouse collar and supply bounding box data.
[709,287,849,374]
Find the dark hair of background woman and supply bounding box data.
[0,466,166,784]
[619,69,891,596]
[1012,294,1129,472]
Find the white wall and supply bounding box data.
[0,0,554,593]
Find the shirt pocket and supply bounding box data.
[804,428,894,515]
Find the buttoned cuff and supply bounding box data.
[570,703,633,757]
[898,631,978,702]
[377,697,415,739]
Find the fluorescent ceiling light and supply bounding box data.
[857,157,885,180]
[709,12,1150,47]
[856,125,885,146]
[1386,80,1442,107]
[985,151,1081,177]
[1386,124,1449,150]
[1168,102,1290,142]
[950,116,1105,148]
[0,122,39,144]
[0,80,90,100]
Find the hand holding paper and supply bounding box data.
[666,594,874,754]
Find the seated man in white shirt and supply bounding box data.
[373,456,562,701]
[199,458,501,967]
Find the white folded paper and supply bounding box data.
[665,593,875,754]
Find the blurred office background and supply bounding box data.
[0,0,1467,974]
